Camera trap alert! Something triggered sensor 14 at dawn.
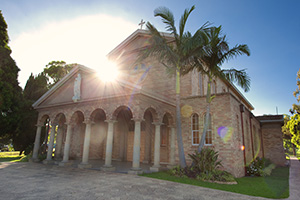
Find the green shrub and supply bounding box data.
[24,145,33,155]
[38,153,47,161]
[197,170,235,182]
[188,148,222,175]
[169,148,235,182]
[246,157,275,177]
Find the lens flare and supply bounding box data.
[181,105,193,118]
[96,59,119,82]
[217,126,233,143]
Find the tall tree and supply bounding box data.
[0,10,23,143]
[184,26,251,152]
[282,114,297,155]
[12,72,49,155]
[139,5,209,167]
[285,69,300,149]
[43,61,75,88]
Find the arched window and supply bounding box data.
[204,113,212,145]
[191,114,200,145]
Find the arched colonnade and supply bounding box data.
[32,105,176,173]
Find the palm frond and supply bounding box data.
[219,44,250,65]
[154,7,178,38]
[179,5,195,39]
[221,68,251,92]
[137,22,178,68]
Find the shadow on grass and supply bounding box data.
[140,167,289,199]
[0,156,23,162]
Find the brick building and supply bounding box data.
[32,29,286,177]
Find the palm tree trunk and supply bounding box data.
[198,78,212,152]
[198,104,210,152]
[175,69,186,167]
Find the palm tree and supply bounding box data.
[138,5,209,167]
[184,25,251,152]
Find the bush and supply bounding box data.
[246,157,275,177]
[170,148,235,183]
[188,148,222,175]
[24,145,33,155]
[197,170,235,182]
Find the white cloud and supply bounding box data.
[10,14,137,88]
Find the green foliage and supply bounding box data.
[189,148,222,174]
[183,25,251,152]
[197,170,235,182]
[170,148,234,182]
[0,10,23,146]
[139,5,210,168]
[246,157,275,177]
[286,113,300,149]
[43,61,75,87]
[285,69,300,149]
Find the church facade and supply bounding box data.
[32,29,286,177]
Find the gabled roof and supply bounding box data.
[32,64,175,109]
[107,29,173,58]
[108,29,254,110]
[32,64,87,108]
[32,64,143,109]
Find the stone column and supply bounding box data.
[55,124,64,159]
[32,125,42,161]
[150,122,162,172]
[59,124,73,166]
[101,120,117,171]
[168,126,176,168]
[78,119,93,169]
[129,119,143,174]
[44,122,56,164]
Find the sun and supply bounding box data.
[96,59,119,82]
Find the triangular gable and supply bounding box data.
[33,65,142,109]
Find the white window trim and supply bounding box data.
[191,114,200,145]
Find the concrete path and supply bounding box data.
[0,159,297,200]
[287,156,300,200]
[0,162,267,200]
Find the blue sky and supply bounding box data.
[1,0,300,116]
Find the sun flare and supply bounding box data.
[96,59,119,82]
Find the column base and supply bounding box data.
[167,164,177,169]
[78,163,92,169]
[29,158,40,163]
[43,159,54,165]
[101,165,116,171]
[59,161,73,167]
[142,160,151,164]
[128,167,143,175]
[150,165,160,172]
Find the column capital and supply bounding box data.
[153,122,163,126]
[105,119,118,124]
[132,118,144,122]
[168,125,175,128]
[83,119,94,125]
[64,122,74,127]
[35,123,43,127]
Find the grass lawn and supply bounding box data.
[141,167,289,199]
[0,151,28,162]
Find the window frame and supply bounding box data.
[204,113,213,146]
[191,113,200,145]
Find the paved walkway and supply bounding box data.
[287,156,300,200]
[0,158,298,200]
